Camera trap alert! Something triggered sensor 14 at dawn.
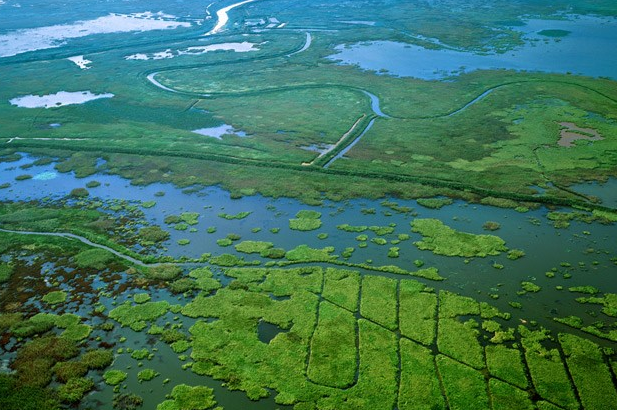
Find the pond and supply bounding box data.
[329,15,617,80]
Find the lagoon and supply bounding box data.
[330,15,617,80]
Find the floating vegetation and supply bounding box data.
[218,211,251,220]
[109,301,170,331]
[235,241,274,254]
[416,197,453,209]
[337,224,368,233]
[103,370,128,386]
[289,210,322,231]
[411,219,507,257]
[285,245,336,262]
[507,249,525,260]
[520,281,541,293]
[137,368,159,382]
[482,221,501,231]
[156,384,218,410]
[41,290,67,305]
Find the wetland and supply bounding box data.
[1,0,617,409]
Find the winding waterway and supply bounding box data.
[205,0,258,36]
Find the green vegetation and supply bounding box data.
[289,210,322,231]
[307,302,356,388]
[416,197,453,209]
[138,226,169,243]
[411,219,507,257]
[41,291,67,305]
[57,377,94,403]
[398,339,445,410]
[81,349,113,369]
[360,276,397,330]
[438,318,484,369]
[285,245,336,262]
[156,384,218,410]
[437,355,489,410]
[130,348,151,360]
[74,248,116,269]
[520,281,541,293]
[133,293,151,304]
[399,280,436,346]
[0,263,13,282]
[337,224,368,233]
[145,265,182,281]
[488,378,534,410]
[482,221,501,231]
[485,345,528,389]
[137,369,159,382]
[520,328,579,409]
[559,333,617,409]
[109,301,170,331]
[507,249,525,260]
[235,241,274,254]
[103,370,127,386]
[218,211,251,220]
[322,268,359,311]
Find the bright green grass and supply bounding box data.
[360,276,397,330]
[559,333,617,410]
[322,268,360,312]
[399,281,436,345]
[411,219,507,257]
[398,338,445,410]
[485,345,528,389]
[307,301,357,388]
[436,355,489,410]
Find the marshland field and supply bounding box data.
[1,0,617,409]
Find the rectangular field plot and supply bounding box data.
[437,318,485,369]
[559,333,617,410]
[399,280,436,346]
[485,345,528,389]
[523,347,579,409]
[398,338,445,410]
[436,355,488,410]
[360,276,398,330]
[322,268,360,311]
[489,378,534,410]
[307,301,357,388]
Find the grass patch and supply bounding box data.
[411,219,507,257]
[559,333,617,410]
[399,280,436,346]
[438,318,485,369]
[360,276,397,330]
[437,355,489,410]
[416,197,453,209]
[322,268,359,312]
[137,369,159,382]
[42,291,67,305]
[156,384,218,410]
[307,301,357,388]
[103,370,127,386]
[485,345,528,389]
[488,378,534,410]
[235,240,274,254]
[109,301,170,331]
[398,338,445,410]
[218,211,251,220]
[520,327,578,409]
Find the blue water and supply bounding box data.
[330,15,617,80]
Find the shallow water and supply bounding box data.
[329,15,617,80]
[2,153,615,334]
